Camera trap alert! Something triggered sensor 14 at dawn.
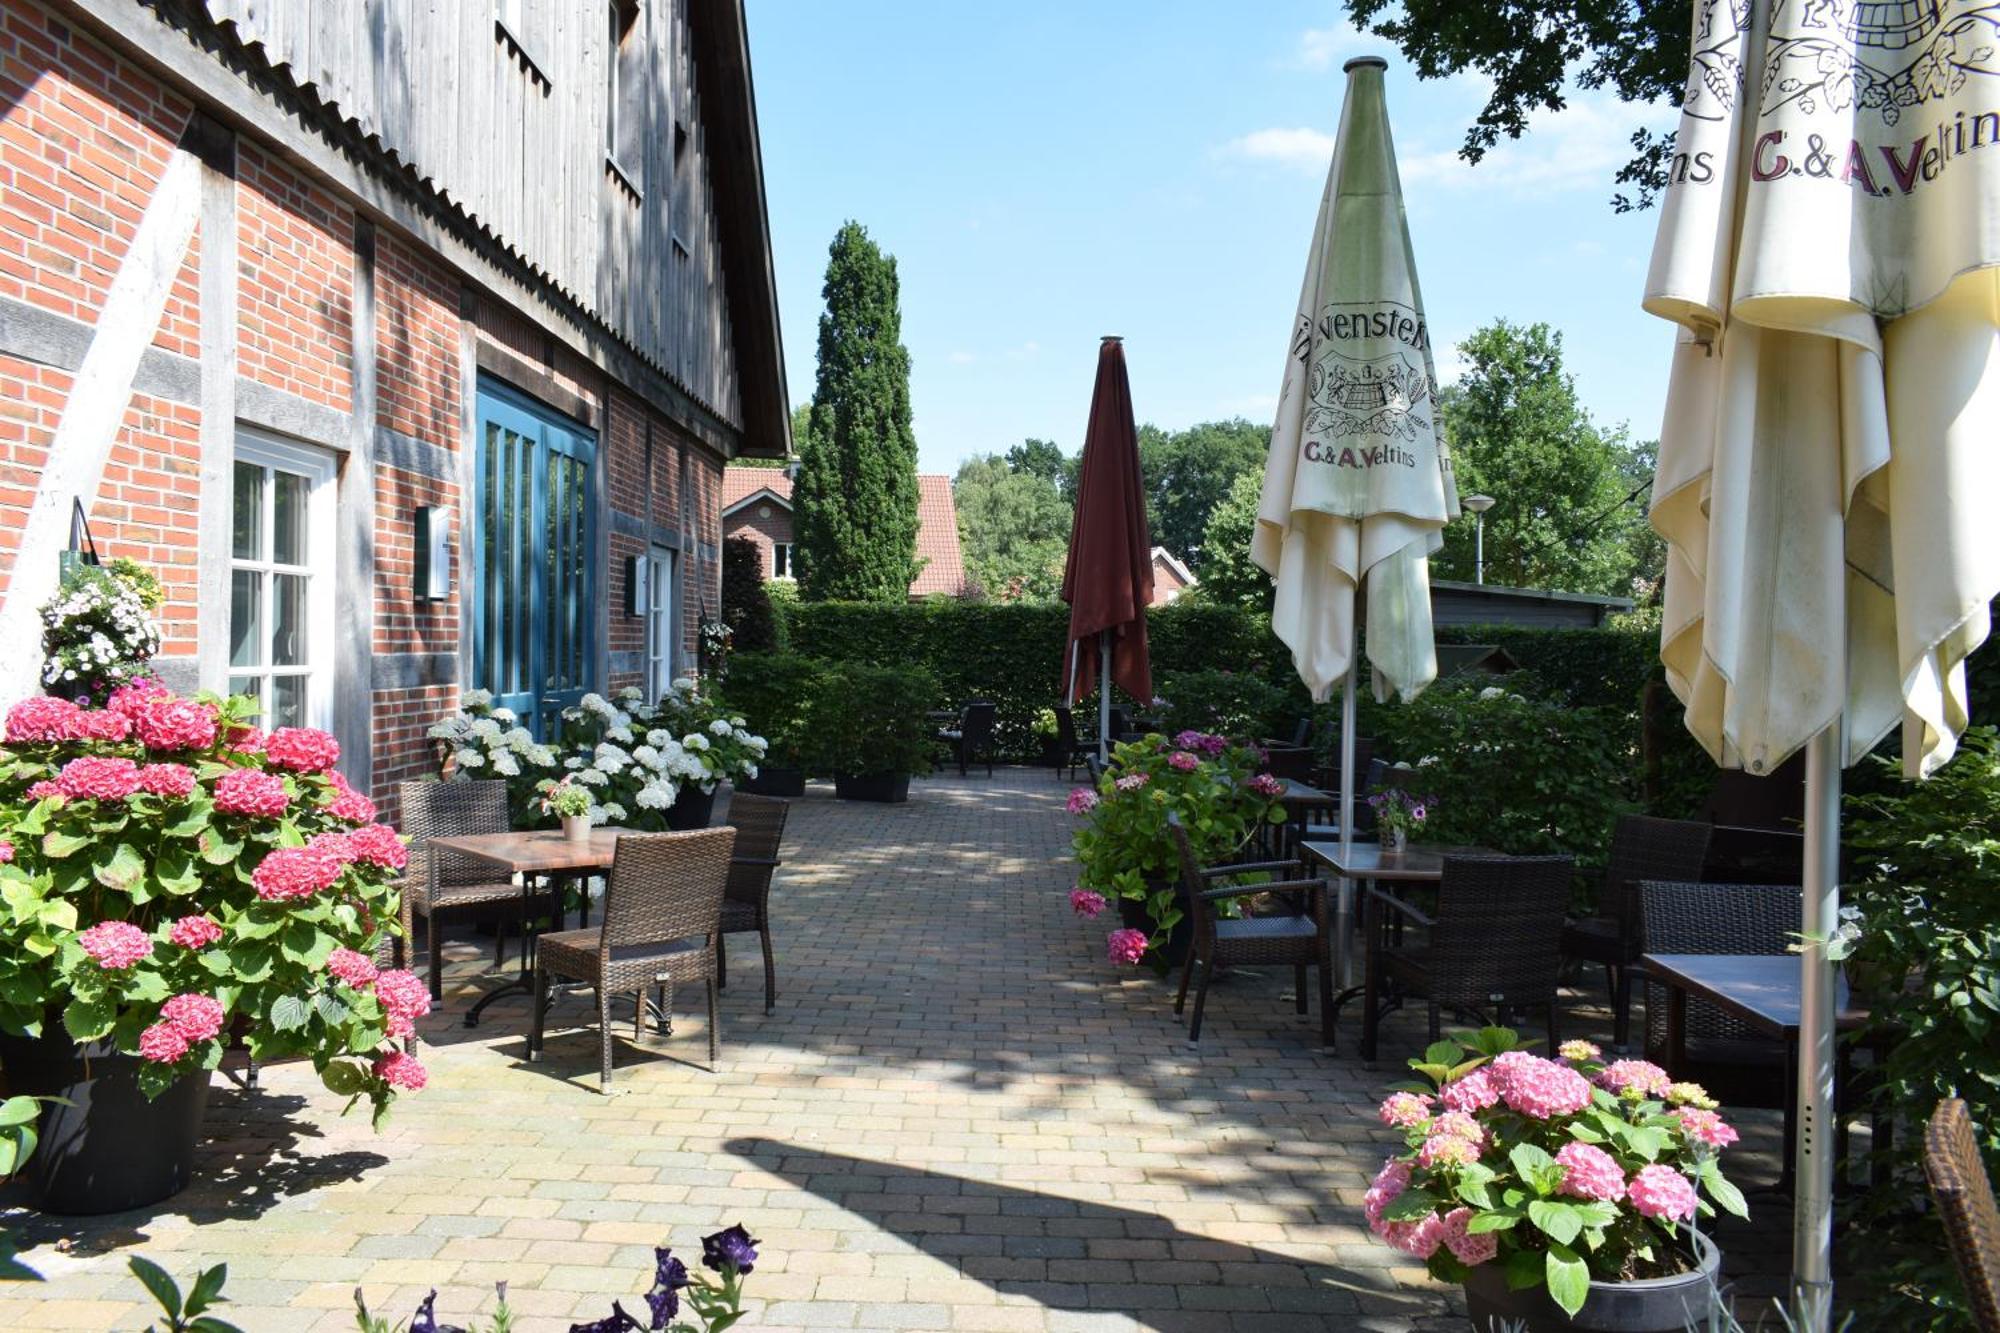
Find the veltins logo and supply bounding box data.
[1297,301,1432,470]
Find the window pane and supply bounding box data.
[272,675,305,729]
[271,573,307,666]
[272,470,307,566]
[228,675,261,710]
[230,570,263,668]
[232,463,263,559]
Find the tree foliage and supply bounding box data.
[1195,469,1270,611]
[720,536,780,653]
[1343,0,1693,210]
[954,451,1073,602]
[1433,320,1649,596]
[793,222,920,602]
[1137,418,1270,565]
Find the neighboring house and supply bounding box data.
[1430,581,1634,628]
[0,0,789,818]
[1150,546,1196,605]
[721,466,966,597]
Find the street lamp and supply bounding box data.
[1463,494,1496,585]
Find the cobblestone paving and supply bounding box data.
[2,770,1798,1331]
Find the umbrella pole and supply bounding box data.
[1792,725,1841,1331]
[1335,655,1359,987]
[1098,630,1112,767]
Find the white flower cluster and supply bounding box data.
[430,690,561,783]
[38,568,162,688]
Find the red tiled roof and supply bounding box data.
[721,466,964,598]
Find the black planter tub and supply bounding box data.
[1461,1232,1722,1332]
[738,766,806,798]
[666,785,718,829]
[834,771,911,803]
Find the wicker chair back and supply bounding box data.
[600,828,736,953]
[1926,1098,2000,1332]
[1427,855,1575,1010]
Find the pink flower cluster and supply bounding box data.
[324,771,377,824]
[137,762,196,799]
[1247,773,1285,799]
[1599,1059,1673,1099]
[159,992,226,1042]
[138,1024,189,1064]
[1065,787,1098,816]
[1556,1141,1627,1202]
[1114,772,1149,792]
[373,969,431,1038]
[1378,1091,1433,1129]
[168,914,224,949]
[25,781,63,804]
[107,677,170,717]
[57,755,141,802]
[1488,1050,1594,1120]
[1105,927,1149,965]
[1439,1066,1500,1113]
[78,920,153,970]
[214,768,289,818]
[1362,1158,1490,1263]
[1069,888,1106,919]
[251,843,346,901]
[132,696,219,752]
[1172,730,1228,757]
[327,948,380,989]
[0,839,12,864]
[78,710,131,741]
[263,726,340,773]
[6,696,88,743]
[1672,1107,1740,1148]
[1167,750,1200,772]
[1626,1164,1699,1221]
[344,822,408,870]
[1417,1110,1486,1169]
[1435,1206,1497,1266]
[373,1050,428,1091]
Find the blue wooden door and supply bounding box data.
[472,380,596,735]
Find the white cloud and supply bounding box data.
[1216,126,1336,173]
[1397,92,1665,197]
[1293,23,1371,71]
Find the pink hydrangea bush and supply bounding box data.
[1067,732,1289,968]
[1364,1027,1747,1317]
[0,687,420,1122]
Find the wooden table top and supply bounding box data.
[429,827,631,873]
[1297,840,1498,881]
[1639,953,1868,1040]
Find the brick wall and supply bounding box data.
[236,141,351,411]
[723,500,792,580]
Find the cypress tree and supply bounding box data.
[793,222,920,601]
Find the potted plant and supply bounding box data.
[1030,707,1062,768]
[1365,1028,1747,1331]
[427,689,563,827]
[0,684,429,1214]
[805,661,936,803]
[543,775,593,841]
[1068,731,1287,970]
[645,678,769,828]
[720,652,819,797]
[1370,785,1435,854]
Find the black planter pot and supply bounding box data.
[1461,1233,1721,1332]
[1117,880,1194,971]
[738,766,806,797]
[834,771,911,803]
[0,1028,210,1215]
[666,786,718,829]
[1037,738,1064,768]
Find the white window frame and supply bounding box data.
[230,430,337,732]
[646,544,678,701]
[771,541,794,581]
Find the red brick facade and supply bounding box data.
[0,0,750,822]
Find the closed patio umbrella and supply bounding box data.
[1061,336,1153,764]
[1645,0,2000,1321]
[1252,56,1458,907]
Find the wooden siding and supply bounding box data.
[200,0,743,430]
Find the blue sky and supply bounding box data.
[744,2,1680,474]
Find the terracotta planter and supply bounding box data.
[834,771,910,803]
[0,1028,210,1215]
[1461,1233,1722,1332]
[667,786,717,829]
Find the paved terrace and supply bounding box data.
[3,769,1797,1331]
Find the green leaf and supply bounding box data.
[1422,1040,1462,1067]
[1699,1167,1750,1220]
[312,992,352,1027]
[128,1255,182,1321]
[196,831,244,866]
[321,1061,369,1097]
[1466,1211,1520,1234]
[1528,1199,1583,1246]
[91,842,147,894]
[1508,1142,1557,1194]
[269,995,310,1032]
[186,1262,229,1314]
[1504,1247,1543,1291]
[0,1096,39,1128]
[1545,1243,1590,1317]
[1380,1189,1439,1223]
[61,997,115,1042]
[41,829,89,860]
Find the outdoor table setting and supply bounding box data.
[426,826,630,1027]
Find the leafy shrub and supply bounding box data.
[1369,677,1635,866]
[721,536,781,653]
[716,652,823,771]
[1840,728,2000,1330]
[1154,668,1298,743]
[801,661,938,778]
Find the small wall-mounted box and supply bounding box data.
[413,505,453,601]
[625,554,649,618]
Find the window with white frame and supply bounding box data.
[229,432,336,730]
[771,542,793,580]
[646,545,677,701]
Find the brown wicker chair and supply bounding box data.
[1926,1098,2000,1332]
[397,780,561,1001]
[1051,706,1092,781]
[716,793,789,1013]
[1561,815,1712,1048]
[1166,815,1334,1048]
[528,827,736,1090]
[1638,880,1798,1109]
[1361,854,1576,1064]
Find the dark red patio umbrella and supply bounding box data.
[1061,337,1153,762]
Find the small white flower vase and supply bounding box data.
[562,814,591,843]
[1386,825,1408,854]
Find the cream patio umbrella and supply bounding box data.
[1645,0,2000,1321]
[1253,55,1458,949]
